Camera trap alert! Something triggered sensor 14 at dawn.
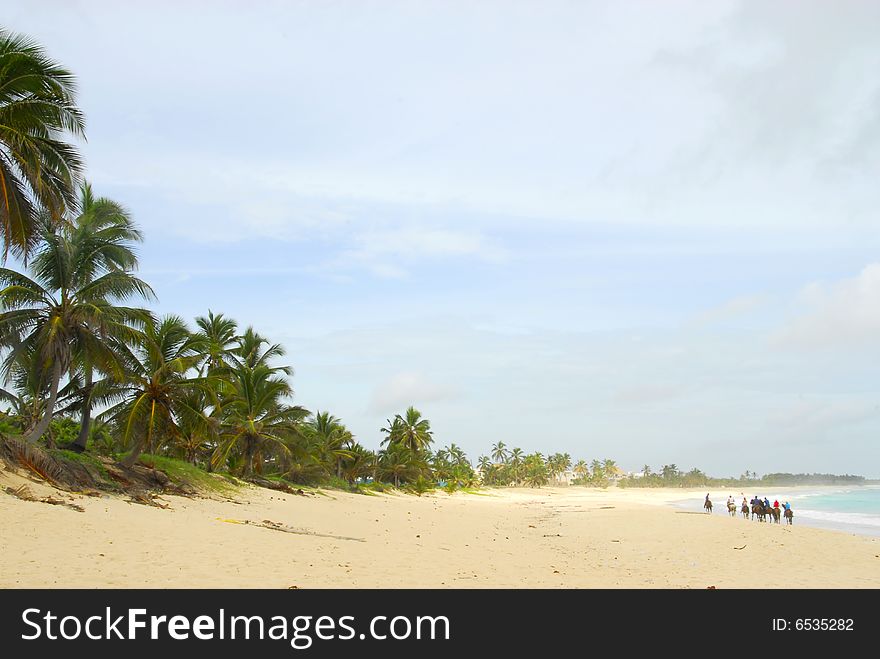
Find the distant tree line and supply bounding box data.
[618,465,867,488]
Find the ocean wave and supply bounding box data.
[796,509,880,528]
[789,489,851,500]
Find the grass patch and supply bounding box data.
[138,455,240,494]
[260,474,327,494]
[52,449,109,476]
[48,448,119,489]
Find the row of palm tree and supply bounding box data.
[0,27,615,493]
[479,442,622,487]
[0,179,478,488]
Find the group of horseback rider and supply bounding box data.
[704,493,793,524]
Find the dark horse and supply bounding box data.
[741,503,750,519]
[784,508,794,525]
[751,503,766,521]
[704,498,713,513]
[770,506,781,524]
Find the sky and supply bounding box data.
[6,1,880,476]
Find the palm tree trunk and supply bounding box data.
[243,437,254,477]
[24,361,62,445]
[71,371,93,452]
[121,440,144,468]
[122,401,155,468]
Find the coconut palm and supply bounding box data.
[603,458,619,479]
[509,447,524,485]
[0,343,47,431]
[194,310,238,375]
[523,453,548,487]
[661,464,679,480]
[378,443,426,487]
[0,29,85,257]
[491,440,508,464]
[447,443,468,468]
[574,459,589,480]
[59,183,147,451]
[234,326,289,372]
[340,444,375,486]
[213,362,308,477]
[305,411,354,478]
[0,207,153,444]
[100,315,206,467]
[171,389,217,465]
[380,405,433,454]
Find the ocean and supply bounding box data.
[680,486,880,537]
[784,487,880,537]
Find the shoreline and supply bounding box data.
[654,485,880,538]
[2,471,879,589]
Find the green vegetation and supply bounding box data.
[617,465,867,488]
[137,455,239,493]
[0,28,85,257]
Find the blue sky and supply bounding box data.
[7,1,880,476]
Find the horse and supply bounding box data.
[784,508,793,525]
[727,501,737,517]
[741,503,750,519]
[770,506,781,524]
[704,498,713,513]
[751,503,765,522]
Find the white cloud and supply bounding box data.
[776,263,880,349]
[369,372,460,414]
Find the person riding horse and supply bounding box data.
[704,494,712,513]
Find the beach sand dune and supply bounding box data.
[1,471,878,589]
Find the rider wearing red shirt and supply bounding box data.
[773,499,780,508]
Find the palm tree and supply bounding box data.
[380,405,433,454]
[100,316,206,467]
[524,453,548,487]
[61,183,148,451]
[0,344,47,431]
[603,458,619,479]
[491,441,508,464]
[509,447,524,485]
[661,464,679,481]
[305,411,353,478]
[0,29,85,257]
[213,362,308,477]
[194,310,238,375]
[447,443,468,468]
[0,208,153,444]
[476,455,492,483]
[171,389,217,465]
[234,326,288,371]
[340,444,374,486]
[574,459,589,480]
[378,444,426,487]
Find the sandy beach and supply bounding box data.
[1,469,878,589]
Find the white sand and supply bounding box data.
[1,470,878,588]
